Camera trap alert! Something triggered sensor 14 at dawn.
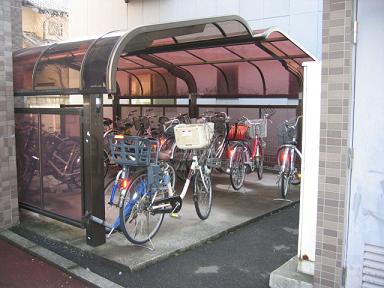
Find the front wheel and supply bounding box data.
[255,153,264,180]
[119,172,165,245]
[194,168,213,220]
[230,145,246,190]
[280,173,290,199]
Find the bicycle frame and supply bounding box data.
[102,149,210,237]
[277,144,302,174]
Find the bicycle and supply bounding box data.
[276,115,302,198]
[16,122,81,192]
[95,122,216,245]
[227,114,270,190]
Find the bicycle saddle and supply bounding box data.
[287,140,297,145]
[103,118,113,126]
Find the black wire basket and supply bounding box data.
[277,119,297,145]
[108,135,158,166]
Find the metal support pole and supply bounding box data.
[189,93,198,118]
[112,94,120,127]
[83,94,106,247]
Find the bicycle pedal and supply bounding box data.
[170,213,181,219]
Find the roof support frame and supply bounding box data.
[138,54,197,94]
[222,46,267,96]
[122,55,170,96]
[183,49,230,94]
[120,70,144,96]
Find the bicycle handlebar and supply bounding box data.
[284,115,303,130]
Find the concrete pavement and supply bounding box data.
[2,172,300,287]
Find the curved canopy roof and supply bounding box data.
[13,15,316,98]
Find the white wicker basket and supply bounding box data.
[174,123,214,150]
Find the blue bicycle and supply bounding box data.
[97,128,215,245]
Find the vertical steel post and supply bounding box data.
[83,94,105,246]
[189,93,198,118]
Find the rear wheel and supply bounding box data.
[230,145,246,190]
[280,173,290,198]
[119,172,165,245]
[194,168,212,220]
[173,146,191,181]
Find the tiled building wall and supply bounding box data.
[0,0,22,230]
[315,0,353,287]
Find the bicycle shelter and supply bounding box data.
[13,15,317,246]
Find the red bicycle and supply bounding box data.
[228,115,269,190]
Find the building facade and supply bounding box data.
[0,0,22,230]
[3,0,383,287]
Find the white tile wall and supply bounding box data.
[68,0,323,59]
[263,16,290,30]
[263,0,290,18]
[290,12,320,57]
[217,0,240,15]
[290,0,319,14]
[239,0,263,20]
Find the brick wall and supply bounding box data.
[314,0,354,287]
[0,0,22,230]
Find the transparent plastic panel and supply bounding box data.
[82,31,124,91]
[15,113,41,207]
[226,44,271,60]
[164,106,189,118]
[182,64,218,95]
[198,106,227,116]
[175,23,222,43]
[151,37,176,47]
[121,106,140,119]
[187,47,239,62]
[216,20,250,37]
[13,46,47,92]
[127,55,157,67]
[154,51,202,65]
[34,40,93,91]
[236,62,264,95]
[118,57,142,70]
[176,78,189,96]
[40,114,82,221]
[266,31,286,41]
[116,70,131,97]
[252,60,290,95]
[228,107,260,122]
[272,40,307,58]
[152,67,177,96]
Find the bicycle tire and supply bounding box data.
[256,153,264,180]
[119,171,165,245]
[104,178,120,230]
[280,173,290,198]
[194,168,213,220]
[172,146,191,181]
[230,145,246,190]
[55,139,81,189]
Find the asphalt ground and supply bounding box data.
[8,204,299,288]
